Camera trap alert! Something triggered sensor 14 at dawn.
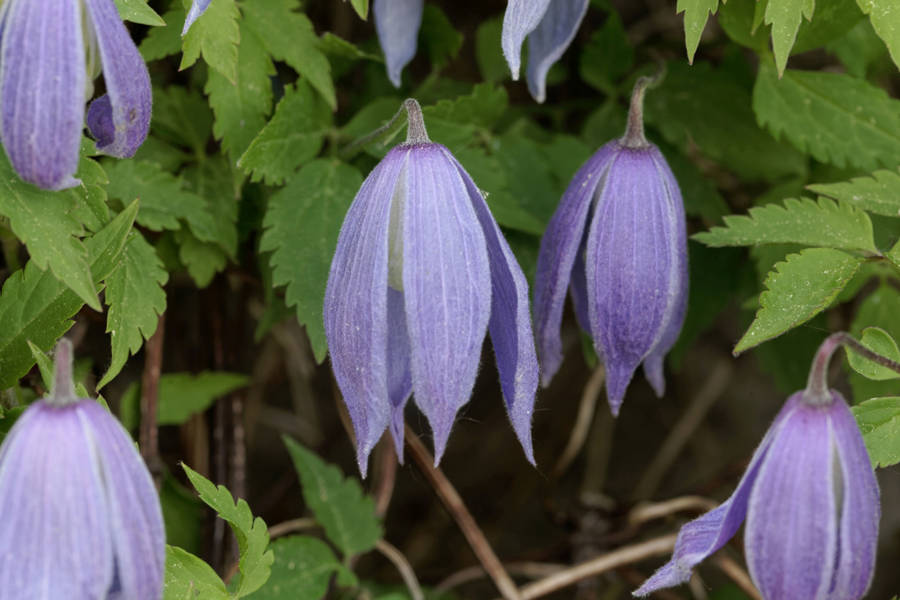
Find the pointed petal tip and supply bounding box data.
[604,359,638,417]
[643,356,666,398]
[181,0,213,36]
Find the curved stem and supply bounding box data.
[49,338,76,406]
[376,539,425,600]
[621,65,665,149]
[403,99,430,144]
[804,331,900,405]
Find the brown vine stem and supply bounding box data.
[140,311,165,490]
[712,555,762,600]
[551,365,605,479]
[373,438,398,518]
[404,426,522,600]
[503,534,677,600]
[376,539,425,600]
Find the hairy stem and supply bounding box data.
[804,331,900,405]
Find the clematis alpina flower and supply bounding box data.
[0,339,165,599]
[635,333,882,600]
[534,76,687,415]
[502,0,589,102]
[373,0,424,87]
[0,0,151,190]
[325,99,538,476]
[183,0,213,34]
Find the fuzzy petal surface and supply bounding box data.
[745,395,837,600]
[182,0,213,35]
[386,286,413,460]
[534,142,617,385]
[0,402,113,599]
[450,149,538,464]
[502,0,551,80]
[325,148,407,475]
[586,145,681,415]
[0,0,84,190]
[84,0,151,157]
[634,397,798,596]
[402,144,491,463]
[81,400,165,600]
[525,0,588,102]
[373,0,424,87]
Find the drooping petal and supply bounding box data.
[373,0,424,88]
[501,0,552,80]
[641,149,688,397]
[569,240,591,334]
[634,396,799,596]
[824,391,879,600]
[449,148,538,464]
[386,286,413,461]
[525,0,589,103]
[534,142,618,386]
[80,401,164,600]
[745,397,837,600]
[0,0,85,190]
[585,145,677,415]
[402,144,491,463]
[325,148,408,476]
[182,0,213,35]
[0,402,113,598]
[83,0,151,157]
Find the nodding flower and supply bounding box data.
[373,0,424,88]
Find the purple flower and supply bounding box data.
[373,0,424,87]
[0,339,165,599]
[183,0,213,35]
[502,0,589,102]
[534,77,687,415]
[635,336,880,600]
[325,100,538,476]
[0,0,151,190]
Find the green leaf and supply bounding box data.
[205,18,275,161]
[182,465,274,598]
[579,11,633,93]
[764,0,815,75]
[181,0,239,81]
[241,0,336,110]
[693,197,878,253]
[0,201,137,389]
[97,232,168,388]
[792,0,864,53]
[151,87,214,155]
[475,17,508,83]
[753,62,900,171]
[140,7,185,62]
[735,248,862,353]
[847,327,900,380]
[676,0,721,62]
[808,169,900,218]
[247,536,357,599]
[827,18,890,77]
[425,83,509,131]
[282,436,382,557]
[164,545,229,600]
[182,158,240,258]
[644,61,805,182]
[161,471,204,554]
[0,154,100,310]
[856,0,900,69]
[419,4,463,70]
[848,284,900,402]
[350,0,369,19]
[239,83,333,184]
[27,341,54,390]
[115,0,166,25]
[852,397,900,468]
[259,160,362,362]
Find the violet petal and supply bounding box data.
[373,0,424,88]
[386,286,413,461]
[182,0,213,35]
[525,0,589,103]
[501,0,551,80]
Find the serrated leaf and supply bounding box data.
[579,11,633,93]
[808,169,900,217]
[693,197,878,253]
[151,87,213,155]
[735,248,862,353]
[26,341,54,390]
[282,436,382,557]
[239,83,332,184]
[164,545,229,600]
[182,465,274,597]
[475,17,507,83]
[97,231,168,388]
[0,154,99,310]
[182,157,240,258]
[259,160,362,362]
[0,201,137,389]
[350,0,368,19]
[119,371,250,430]
[425,83,508,131]
[792,0,864,53]
[764,0,815,75]
[753,62,900,171]
[241,0,336,109]
[419,4,463,70]
[676,0,721,62]
[115,0,166,25]
[248,536,357,599]
[848,284,900,401]
[852,397,900,468]
[175,229,229,288]
[141,7,185,61]
[847,327,900,380]
[856,0,900,69]
[181,0,239,81]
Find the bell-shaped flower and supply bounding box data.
[183,0,213,34]
[0,339,165,599]
[325,100,538,476]
[0,0,151,190]
[502,0,589,102]
[534,77,688,415]
[635,334,882,600]
[373,0,424,87]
